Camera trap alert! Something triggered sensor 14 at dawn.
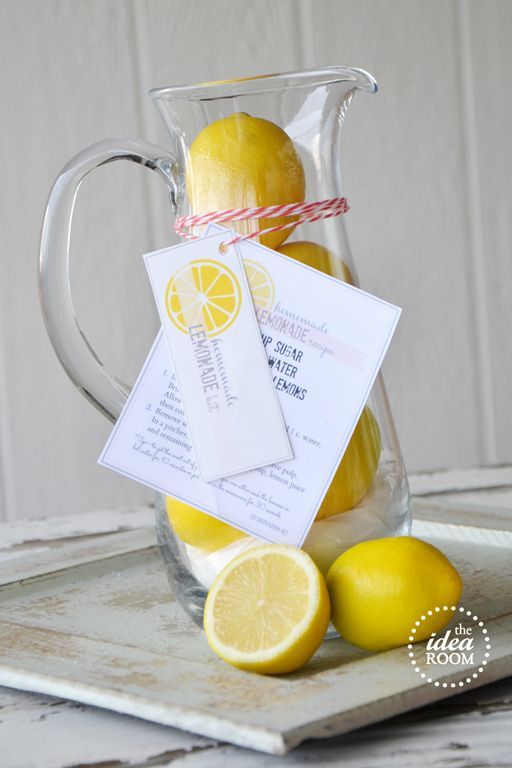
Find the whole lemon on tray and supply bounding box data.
[326,536,463,651]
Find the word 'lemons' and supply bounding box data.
[326,536,463,651]
[187,113,305,249]
[166,497,245,552]
[204,544,330,674]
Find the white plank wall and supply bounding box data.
[0,0,510,522]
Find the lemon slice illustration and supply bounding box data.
[166,259,241,337]
[244,260,275,310]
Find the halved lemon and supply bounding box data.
[204,545,330,674]
[244,260,275,310]
[166,259,241,336]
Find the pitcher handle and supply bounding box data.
[39,139,177,422]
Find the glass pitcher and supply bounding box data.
[39,67,410,627]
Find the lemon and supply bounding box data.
[166,497,245,552]
[204,544,330,674]
[316,406,381,519]
[166,259,241,337]
[277,241,354,284]
[244,259,275,310]
[187,113,305,249]
[326,537,463,651]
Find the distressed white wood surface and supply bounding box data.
[0,505,154,550]
[1,466,512,765]
[1,1,512,522]
[0,539,509,754]
[0,688,215,768]
[2,679,512,768]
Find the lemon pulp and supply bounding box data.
[204,544,330,674]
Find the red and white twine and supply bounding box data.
[174,197,349,245]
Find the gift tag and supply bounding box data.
[100,229,401,547]
[143,230,292,480]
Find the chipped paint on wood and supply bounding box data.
[0,527,156,587]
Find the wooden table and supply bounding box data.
[1,466,512,768]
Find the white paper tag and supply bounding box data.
[143,231,292,480]
[100,232,401,546]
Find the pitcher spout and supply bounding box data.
[348,68,378,95]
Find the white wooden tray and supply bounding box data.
[0,504,511,755]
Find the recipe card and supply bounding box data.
[99,231,401,546]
